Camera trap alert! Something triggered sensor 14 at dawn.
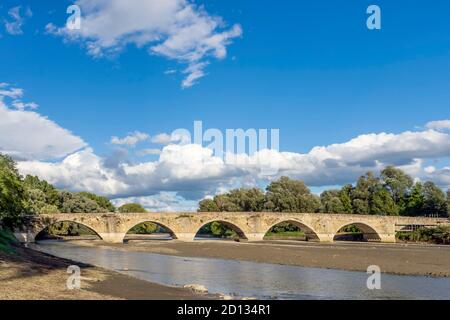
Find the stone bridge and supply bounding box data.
[14,212,450,244]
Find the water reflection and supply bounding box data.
[34,241,450,300]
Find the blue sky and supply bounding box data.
[0,0,449,210]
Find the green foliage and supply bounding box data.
[128,222,167,234]
[57,191,107,213]
[198,221,238,238]
[44,222,98,238]
[118,203,147,213]
[402,183,425,216]
[198,199,219,212]
[422,182,448,217]
[265,177,321,213]
[269,222,301,233]
[381,166,413,206]
[78,192,116,212]
[0,154,25,227]
[397,226,450,244]
[0,228,18,253]
[320,190,344,213]
[197,168,448,218]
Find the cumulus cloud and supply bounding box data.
[136,148,162,156]
[45,0,242,88]
[426,120,450,132]
[0,83,86,160]
[4,6,32,35]
[110,131,150,146]
[112,192,198,212]
[151,133,172,144]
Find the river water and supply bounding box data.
[34,241,450,300]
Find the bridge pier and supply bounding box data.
[98,233,125,243]
[175,233,196,242]
[246,233,266,242]
[378,234,396,243]
[13,231,36,243]
[316,234,334,243]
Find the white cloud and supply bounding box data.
[0,83,85,160]
[4,6,32,35]
[110,131,150,146]
[112,192,197,212]
[46,0,242,88]
[136,148,162,156]
[426,120,450,131]
[151,133,172,144]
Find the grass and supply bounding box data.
[0,228,18,253]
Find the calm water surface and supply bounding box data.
[34,241,450,300]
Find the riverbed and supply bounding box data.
[34,241,450,300]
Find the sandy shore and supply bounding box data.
[78,239,450,277]
[0,244,210,300]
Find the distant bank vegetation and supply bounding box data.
[199,167,449,218]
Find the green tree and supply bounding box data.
[320,190,344,213]
[381,166,413,206]
[0,154,25,227]
[264,176,320,212]
[198,198,219,212]
[370,186,399,216]
[118,203,147,213]
[422,181,448,217]
[447,190,450,217]
[23,175,59,206]
[402,182,424,216]
[78,192,116,212]
[339,185,353,214]
[57,191,106,213]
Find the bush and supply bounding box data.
[396,226,450,244]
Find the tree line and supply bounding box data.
[0,154,146,228]
[199,167,450,217]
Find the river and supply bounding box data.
[33,241,450,300]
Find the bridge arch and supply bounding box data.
[34,220,103,241]
[333,222,382,242]
[195,219,248,240]
[123,220,178,242]
[264,219,320,241]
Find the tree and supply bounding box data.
[339,185,353,214]
[381,166,413,206]
[198,199,219,212]
[402,182,424,216]
[118,203,147,213]
[0,154,25,227]
[350,173,376,215]
[78,192,115,212]
[264,176,320,212]
[422,182,448,217]
[349,172,398,215]
[447,190,450,217]
[370,186,399,216]
[320,190,344,213]
[199,188,265,212]
[23,175,59,206]
[57,191,106,213]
